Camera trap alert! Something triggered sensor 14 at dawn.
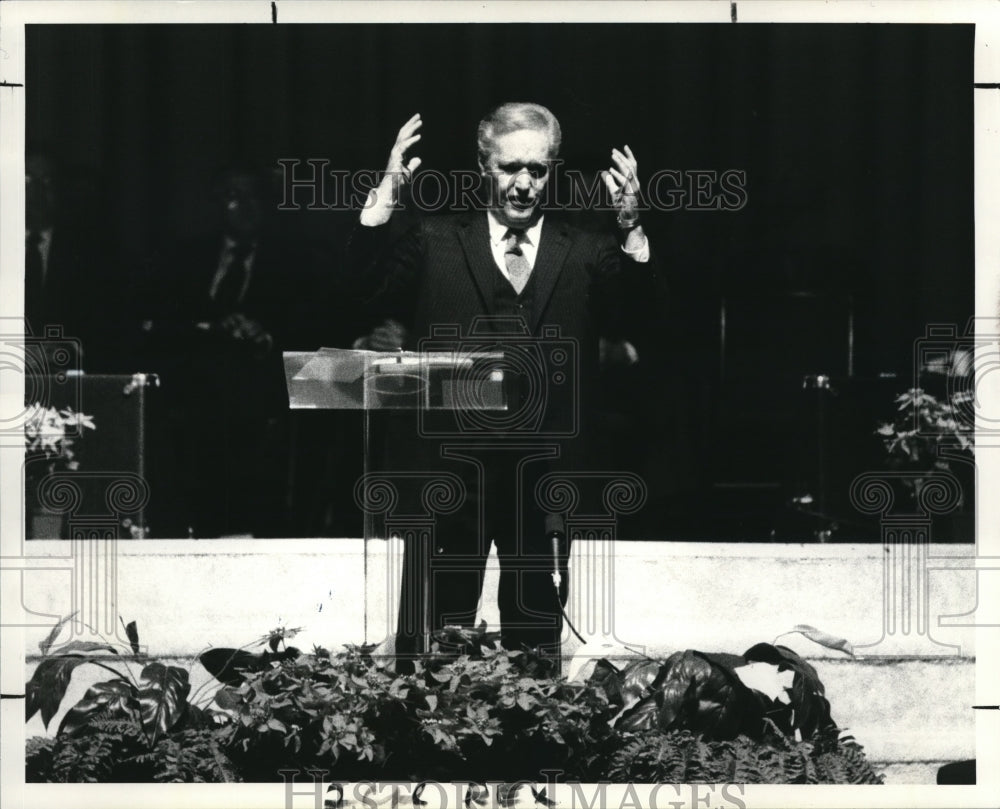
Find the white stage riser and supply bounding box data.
[14,539,981,784]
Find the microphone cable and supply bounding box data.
[546,514,656,661]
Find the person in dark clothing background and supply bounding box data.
[138,166,335,538]
[24,146,105,369]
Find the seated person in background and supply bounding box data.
[24,145,106,370]
[138,165,334,538]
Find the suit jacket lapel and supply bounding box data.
[456,213,573,330]
[528,218,571,331]
[456,214,500,315]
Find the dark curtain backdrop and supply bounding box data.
[26,23,974,539]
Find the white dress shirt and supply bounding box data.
[26,227,55,283]
[486,211,650,287]
[208,237,257,304]
[487,212,544,280]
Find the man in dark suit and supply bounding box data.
[351,104,658,666]
[140,167,335,537]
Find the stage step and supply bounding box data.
[14,538,983,784]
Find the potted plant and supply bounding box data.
[24,404,96,538]
[875,350,974,537]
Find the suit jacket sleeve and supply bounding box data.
[344,220,425,334]
[589,229,664,343]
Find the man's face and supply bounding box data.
[480,128,553,229]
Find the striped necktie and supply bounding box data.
[503,229,530,294]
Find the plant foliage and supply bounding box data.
[877,386,974,495]
[26,619,883,785]
[605,728,882,785]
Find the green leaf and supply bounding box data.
[59,678,139,736]
[776,625,854,656]
[733,662,794,703]
[213,686,242,710]
[123,620,141,655]
[38,612,79,656]
[52,640,119,655]
[199,648,267,686]
[531,786,556,807]
[465,783,489,806]
[653,650,757,739]
[743,643,835,739]
[496,783,523,807]
[138,663,191,745]
[25,656,90,727]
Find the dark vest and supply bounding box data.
[486,262,546,424]
[490,258,537,324]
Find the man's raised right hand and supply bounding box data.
[359,114,423,227]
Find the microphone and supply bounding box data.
[545,513,565,592]
[544,513,587,646]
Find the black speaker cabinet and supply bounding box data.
[25,373,158,540]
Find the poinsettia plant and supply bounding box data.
[24,404,96,475]
[876,347,974,502]
[877,388,973,468]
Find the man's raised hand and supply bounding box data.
[386,113,423,181]
[360,114,423,227]
[602,144,649,257]
[602,145,641,226]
